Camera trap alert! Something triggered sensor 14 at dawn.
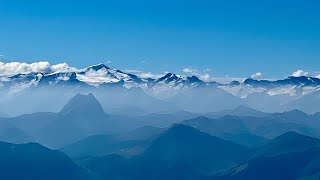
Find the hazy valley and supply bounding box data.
[1,83,320,179]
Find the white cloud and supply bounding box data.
[251,72,263,79]
[105,60,112,64]
[182,67,215,82]
[124,69,165,79]
[199,74,211,82]
[51,63,78,72]
[204,68,212,73]
[0,61,78,76]
[292,70,309,77]
[0,61,50,76]
[85,68,107,77]
[316,74,320,79]
[125,69,143,73]
[139,72,164,79]
[182,67,198,74]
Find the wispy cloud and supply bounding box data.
[124,69,143,73]
[139,72,165,79]
[182,67,248,83]
[182,67,198,74]
[51,63,78,72]
[292,69,308,77]
[123,68,165,79]
[204,68,212,73]
[124,69,165,79]
[182,67,213,82]
[251,72,263,79]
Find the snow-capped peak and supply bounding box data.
[148,73,206,91]
[83,63,110,71]
[76,64,143,87]
[1,63,320,98]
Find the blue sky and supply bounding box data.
[0,0,319,79]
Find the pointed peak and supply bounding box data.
[243,78,255,83]
[162,124,205,138]
[72,93,101,104]
[187,76,202,83]
[72,93,95,100]
[86,63,110,71]
[59,93,104,115]
[163,72,176,78]
[280,131,303,137]
[284,109,307,116]
[270,131,320,146]
[155,73,181,83]
[260,131,320,156]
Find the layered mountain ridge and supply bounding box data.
[1,63,320,98]
[2,63,320,114]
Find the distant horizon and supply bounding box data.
[0,60,318,83]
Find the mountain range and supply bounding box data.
[0,93,142,148]
[1,63,320,114]
[0,91,319,179]
[0,125,318,180]
[70,125,320,180]
[1,92,320,149]
[2,63,320,95]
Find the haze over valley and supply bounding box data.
[1,74,320,179]
[1,0,320,179]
